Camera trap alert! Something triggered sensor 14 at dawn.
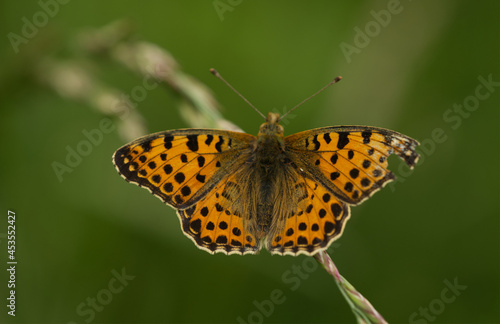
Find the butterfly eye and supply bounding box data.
[258,123,269,132]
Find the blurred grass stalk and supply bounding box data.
[38,20,387,323]
[77,19,242,133]
[37,58,148,142]
[314,251,387,324]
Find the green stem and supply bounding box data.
[314,251,388,323]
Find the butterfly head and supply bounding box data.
[258,112,284,137]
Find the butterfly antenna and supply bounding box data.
[210,68,266,120]
[280,76,342,121]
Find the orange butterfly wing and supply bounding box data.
[285,126,419,204]
[266,126,419,255]
[113,129,258,254]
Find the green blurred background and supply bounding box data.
[1,1,499,323]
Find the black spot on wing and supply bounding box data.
[197,156,206,167]
[330,172,340,180]
[215,203,224,212]
[324,221,335,234]
[216,235,228,244]
[164,135,174,149]
[330,153,338,164]
[219,221,228,230]
[312,135,321,150]
[337,132,349,149]
[331,203,342,217]
[196,173,206,183]
[163,164,173,174]
[174,172,185,183]
[205,134,214,146]
[297,236,308,245]
[215,136,224,152]
[186,135,199,152]
[362,131,372,144]
[141,139,152,152]
[163,182,173,193]
[190,219,201,233]
[181,186,191,196]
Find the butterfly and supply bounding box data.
[113,72,419,256]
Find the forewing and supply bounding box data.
[113,129,255,208]
[285,126,419,205]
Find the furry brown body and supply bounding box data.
[229,113,293,242]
